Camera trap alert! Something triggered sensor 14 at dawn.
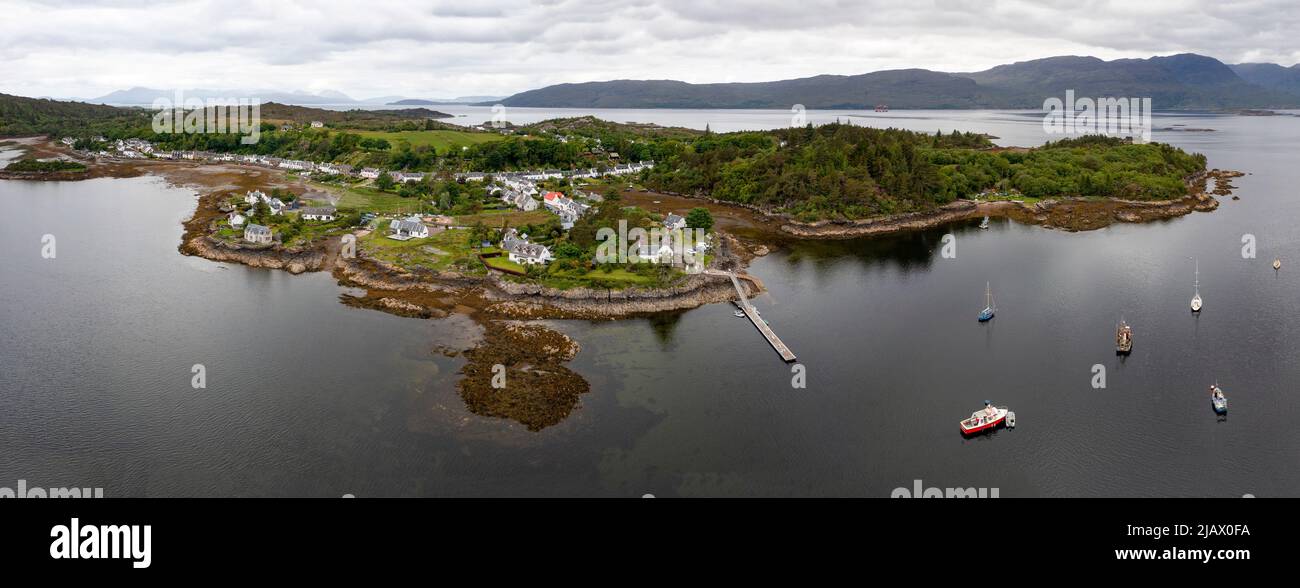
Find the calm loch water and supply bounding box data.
[3,110,1300,496]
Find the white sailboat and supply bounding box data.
[978,282,996,322]
[1190,258,1202,312]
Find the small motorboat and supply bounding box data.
[1115,319,1133,355]
[960,401,1009,435]
[1274,257,1282,270]
[734,310,746,318]
[1006,411,1016,428]
[1211,385,1228,415]
[978,216,990,230]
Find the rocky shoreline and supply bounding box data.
[697,169,1239,238]
[186,236,331,274]
[330,249,758,321]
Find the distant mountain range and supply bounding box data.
[85,87,503,106]
[489,53,1300,110]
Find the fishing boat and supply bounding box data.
[1115,319,1133,355]
[1211,384,1228,415]
[1190,258,1203,312]
[978,216,990,230]
[1274,257,1282,270]
[978,282,996,322]
[960,401,1009,435]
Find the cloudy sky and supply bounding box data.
[3,0,1299,100]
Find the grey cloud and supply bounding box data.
[4,0,1300,99]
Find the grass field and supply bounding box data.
[453,208,553,227]
[483,255,526,274]
[361,227,483,272]
[332,184,433,214]
[354,129,505,152]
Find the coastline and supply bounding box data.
[5,135,1242,319]
[680,169,1236,239]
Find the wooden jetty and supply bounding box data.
[714,270,796,362]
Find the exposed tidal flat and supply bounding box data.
[3,110,1299,496]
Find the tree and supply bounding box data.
[685,207,714,231]
[376,171,395,192]
[468,221,491,249]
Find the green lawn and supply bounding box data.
[354,129,505,152]
[361,227,484,273]
[483,255,526,273]
[334,184,433,215]
[454,208,552,227]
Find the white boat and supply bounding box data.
[1006,411,1016,428]
[960,402,1009,435]
[978,216,990,229]
[978,282,996,322]
[734,310,746,318]
[1274,257,1282,270]
[1211,384,1228,415]
[1190,258,1202,312]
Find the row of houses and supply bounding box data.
[542,191,591,229]
[456,160,654,184]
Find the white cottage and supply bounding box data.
[300,206,337,222]
[244,224,272,244]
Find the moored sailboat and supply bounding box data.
[978,282,996,322]
[1190,258,1202,312]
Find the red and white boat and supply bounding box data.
[960,402,1008,435]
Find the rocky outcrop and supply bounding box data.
[484,272,753,319]
[778,200,980,239]
[186,236,327,274]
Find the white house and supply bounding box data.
[500,229,552,265]
[388,218,430,240]
[268,198,286,216]
[300,206,337,222]
[228,211,246,228]
[244,223,272,244]
[663,213,686,231]
[245,190,268,205]
[359,168,381,179]
[509,242,553,265]
[513,192,538,211]
[310,121,324,128]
